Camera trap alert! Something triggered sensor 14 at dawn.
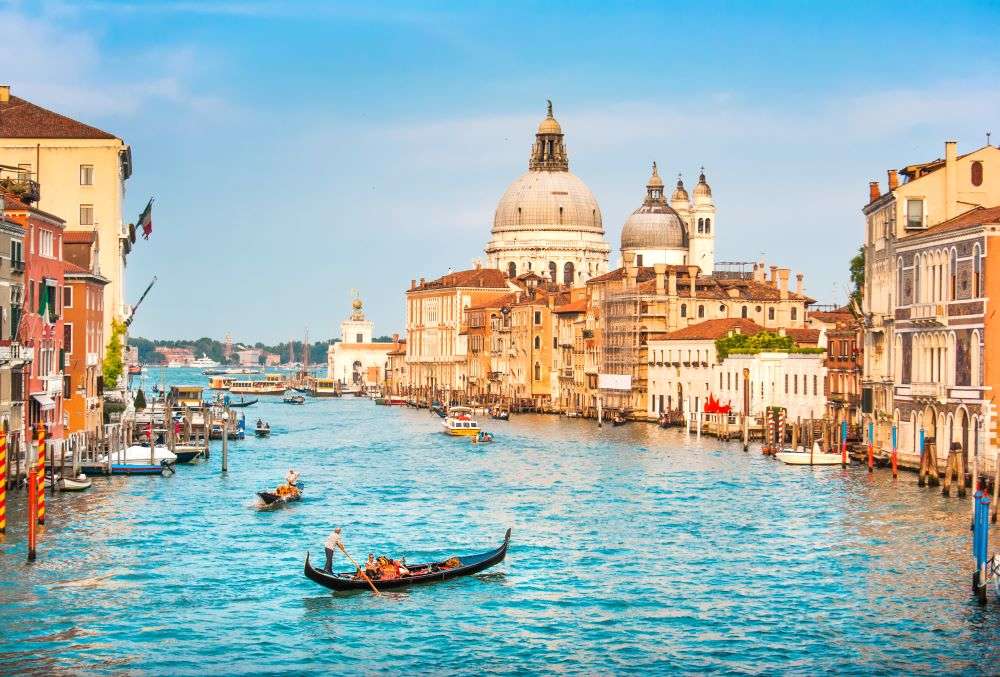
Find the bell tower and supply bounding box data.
[689,168,716,275]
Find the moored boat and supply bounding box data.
[282,392,305,405]
[312,378,341,397]
[226,397,258,408]
[229,380,286,395]
[58,473,92,491]
[303,528,511,591]
[255,421,271,437]
[775,444,846,466]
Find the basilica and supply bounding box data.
[484,101,717,280]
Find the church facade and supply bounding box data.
[327,297,393,390]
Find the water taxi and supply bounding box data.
[312,378,341,397]
[229,380,286,395]
[208,375,234,390]
[443,407,480,437]
[171,385,204,408]
[190,355,220,369]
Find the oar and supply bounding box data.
[337,542,381,596]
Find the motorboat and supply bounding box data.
[775,442,846,466]
[255,421,271,437]
[58,473,92,491]
[282,392,305,405]
[190,356,220,369]
[442,407,480,437]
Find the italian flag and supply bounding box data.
[138,198,154,239]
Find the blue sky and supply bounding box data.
[4,0,1000,342]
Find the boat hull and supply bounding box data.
[304,528,510,591]
[775,450,845,466]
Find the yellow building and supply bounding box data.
[0,85,132,346]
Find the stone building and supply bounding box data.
[485,102,611,284]
[327,297,393,390]
[0,191,26,444]
[808,307,863,427]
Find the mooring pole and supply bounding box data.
[26,438,37,562]
[0,431,6,535]
[891,424,898,480]
[36,425,45,525]
[867,419,874,473]
[221,406,229,473]
[918,427,927,487]
[840,419,848,468]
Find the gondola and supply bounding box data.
[303,527,511,591]
[282,394,306,405]
[227,398,258,408]
[491,410,510,421]
[257,483,303,508]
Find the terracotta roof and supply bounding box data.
[659,318,766,341]
[64,231,96,244]
[907,205,1000,240]
[0,95,117,139]
[63,262,109,284]
[0,190,29,211]
[587,265,689,285]
[333,343,395,351]
[410,268,508,292]
[784,328,821,345]
[467,291,520,311]
[553,299,588,314]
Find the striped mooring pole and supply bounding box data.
[841,420,848,468]
[0,431,6,534]
[867,420,874,473]
[891,425,898,479]
[973,490,991,604]
[36,424,45,526]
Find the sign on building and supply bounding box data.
[598,373,632,391]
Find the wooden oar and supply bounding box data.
[337,542,381,595]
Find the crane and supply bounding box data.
[125,276,157,328]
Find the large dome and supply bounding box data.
[621,203,687,250]
[492,170,603,234]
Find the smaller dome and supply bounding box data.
[694,169,712,198]
[537,99,562,135]
[671,175,689,202]
[352,298,363,310]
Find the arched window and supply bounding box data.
[507,262,517,278]
[534,362,541,381]
[558,206,564,224]
[563,262,575,285]
[548,261,557,282]
[705,218,711,233]
[950,249,958,300]
[697,217,704,233]
[974,245,983,297]
[698,305,705,318]
[741,305,748,319]
[680,303,687,318]
[897,258,904,302]
[972,160,984,187]
[972,330,982,387]
[534,335,540,349]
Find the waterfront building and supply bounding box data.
[808,307,863,427]
[0,85,133,346]
[404,266,510,402]
[485,102,610,284]
[157,346,196,366]
[505,280,555,410]
[3,190,66,443]
[62,231,108,436]
[326,297,392,390]
[551,293,588,414]
[862,140,1000,464]
[383,336,408,395]
[713,350,828,422]
[621,164,716,274]
[0,191,26,443]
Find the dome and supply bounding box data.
[671,175,689,202]
[694,169,712,199]
[537,99,562,135]
[492,170,603,234]
[647,161,664,189]
[352,298,363,310]
[621,203,687,251]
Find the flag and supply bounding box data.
[137,198,154,239]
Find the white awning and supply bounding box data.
[32,394,55,411]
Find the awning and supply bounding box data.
[32,394,55,411]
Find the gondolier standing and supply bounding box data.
[324,527,343,572]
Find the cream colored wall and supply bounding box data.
[0,138,127,341]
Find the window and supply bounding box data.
[9,239,22,268]
[680,304,687,318]
[950,250,958,299]
[974,245,983,297]
[507,262,516,278]
[80,204,94,226]
[784,374,788,393]
[534,362,541,381]
[355,333,363,343]
[704,218,711,233]
[972,160,984,187]
[791,307,797,321]
[63,286,73,309]
[813,375,818,395]
[794,374,798,394]
[741,306,748,319]
[534,311,541,325]
[697,217,704,233]
[548,261,556,282]
[906,199,924,229]
[768,307,775,321]
[698,305,705,318]
[38,230,53,258]
[80,164,94,186]
[897,258,904,302]
[563,262,575,285]
[64,323,73,353]
[534,336,540,349]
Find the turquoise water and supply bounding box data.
[1,368,998,674]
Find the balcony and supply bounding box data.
[911,303,947,327]
[0,171,40,204]
[910,382,947,400]
[10,258,23,274]
[560,367,573,379]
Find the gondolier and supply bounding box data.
[324,527,343,572]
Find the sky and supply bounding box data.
[3,0,1000,343]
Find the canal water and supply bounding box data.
[1,369,999,674]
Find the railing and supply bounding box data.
[910,382,947,399]
[911,303,947,326]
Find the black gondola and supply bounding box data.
[227,398,258,408]
[303,528,511,591]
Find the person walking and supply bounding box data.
[324,527,343,572]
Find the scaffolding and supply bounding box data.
[600,290,643,412]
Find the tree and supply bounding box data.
[850,246,865,306]
[102,318,127,386]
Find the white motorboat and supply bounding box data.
[775,442,845,466]
[100,444,178,465]
[59,473,93,491]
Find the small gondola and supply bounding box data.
[227,398,258,408]
[257,483,303,508]
[282,394,306,405]
[303,528,511,591]
[491,410,510,421]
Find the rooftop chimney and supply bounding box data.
[623,251,637,287]
[668,270,677,296]
[795,272,804,296]
[778,269,789,300]
[654,263,666,295]
[887,169,899,191]
[869,181,880,203]
[770,265,778,287]
[473,259,482,270]
[687,265,698,298]
[945,140,958,219]
[410,279,416,290]
[0,85,8,104]
[419,277,425,287]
